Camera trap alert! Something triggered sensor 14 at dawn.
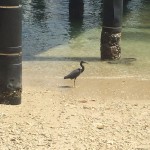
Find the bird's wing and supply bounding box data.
[64,68,81,79]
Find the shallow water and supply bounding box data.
[22,0,102,55]
[22,0,150,78]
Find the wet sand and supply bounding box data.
[0,61,150,150]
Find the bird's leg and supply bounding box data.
[74,79,76,88]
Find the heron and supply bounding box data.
[64,61,88,87]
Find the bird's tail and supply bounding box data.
[64,75,68,79]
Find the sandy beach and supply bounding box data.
[0,60,150,150]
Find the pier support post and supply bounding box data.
[69,0,84,20]
[0,0,22,105]
[69,0,84,37]
[100,0,123,60]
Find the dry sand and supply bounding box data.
[0,61,150,150]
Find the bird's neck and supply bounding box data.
[80,63,85,73]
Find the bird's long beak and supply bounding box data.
[83,61,88,64]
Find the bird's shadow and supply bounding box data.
[58,85,74,88]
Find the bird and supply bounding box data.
[64,61,88,87]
